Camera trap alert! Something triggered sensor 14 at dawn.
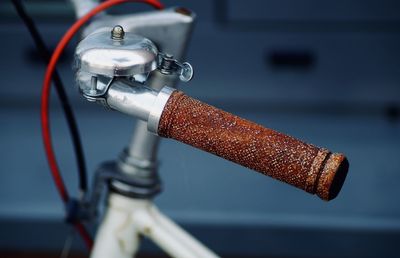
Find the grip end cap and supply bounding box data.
[316,153,349,201]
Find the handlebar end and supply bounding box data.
[316,153,349,201]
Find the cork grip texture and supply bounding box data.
[158,91,349,201]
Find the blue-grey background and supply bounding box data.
[1,0,400,257]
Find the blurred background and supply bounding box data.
[1,0,400,257]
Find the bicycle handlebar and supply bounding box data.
[157,91,349,201]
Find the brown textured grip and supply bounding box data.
[158,91,349,201]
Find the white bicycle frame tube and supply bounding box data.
[90,194,220,258]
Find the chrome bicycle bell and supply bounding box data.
[74,25,193,101]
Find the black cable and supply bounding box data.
[11,0,88,194]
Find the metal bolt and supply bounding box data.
[111,25,125,40]
[90,76,97,95]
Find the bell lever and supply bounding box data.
[157,53,194,82]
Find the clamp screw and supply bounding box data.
[111,25,125,40]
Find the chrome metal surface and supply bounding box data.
[76,6,195,177]
[127,120,160,161]
[105,79,174,133]
[90,76,98,95]
[83,7,195,61]
[84,8,196,171]
[157,53,194,82]
[106,79,158,121]
[116,148,159,183]
[75,30,158,77]
[118,148,158,175]
[179,62,194,82]
[126,73,176,163]
[75,71,113,102]
[120,8,195,174]
[147,86,175,133]
[111,25,125,40]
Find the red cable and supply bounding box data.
[74,222,94,249]
[41,0,164,250]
